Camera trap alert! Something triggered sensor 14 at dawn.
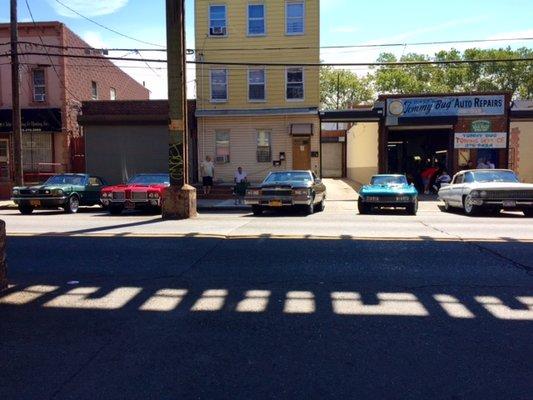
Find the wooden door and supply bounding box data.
[292,138,311,170]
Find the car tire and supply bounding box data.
[357,198,369,215]
[407,199,418,215]
[523,209,533,218]
[463,195,481,216]
[304,202,314,216]
[252,205,263,216]
[316,197,325,212]
[109,205,124,215]
[64,195,80,214]
[18,205,34,215]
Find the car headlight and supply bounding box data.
[293,189,310,196]
[12,189,19,195]
[247,189,261,196]
[52,189,64,196]
[102,192,110,198]
[470,190,480,198]
[148,193,154,198]
[154,193,160,199]
[480,191,488,198]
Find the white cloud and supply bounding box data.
[81,31,107,48]
[48,0,129,18]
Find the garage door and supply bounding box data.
[322,142,343,178]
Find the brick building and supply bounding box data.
[0,21,149,198]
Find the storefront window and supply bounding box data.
[0,139,10,182]
[215,131,230,163]
[22,133,53,172]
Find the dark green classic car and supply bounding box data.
[12,174,106,214]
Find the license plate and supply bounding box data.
[503,200,516,208]
[124,201,136,210]
[269,200,283,207]
[30,200,41,207]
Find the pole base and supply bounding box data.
[162,184,198,220]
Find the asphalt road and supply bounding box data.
[1,190,532,399]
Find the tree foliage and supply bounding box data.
[320,47,532,109]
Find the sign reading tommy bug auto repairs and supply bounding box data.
[387,95,506,119]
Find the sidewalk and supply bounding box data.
[197,199,250,211]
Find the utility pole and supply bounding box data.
[162,0,197,219]
[10,0,23,186]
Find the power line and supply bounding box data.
[8,51,533,67]
[3,35,533,54]
[51,0,165,48]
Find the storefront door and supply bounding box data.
[292,137,311,170]
[0,138,12,199]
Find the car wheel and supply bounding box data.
[64,195,80,214]
[523,209,533,218]
[304,202,314,216]
[407,199,418,215]
[109,205,124,215]
[463,195,480,216]
[316,198,325,212]
[18,205,34,215]
[357,198,368,215]
[252,205,263,216]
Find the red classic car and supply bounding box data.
[100,173,170,215]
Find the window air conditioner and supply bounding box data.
[34,93,45,102]
[216,155,229,163]
[210,26,226,36]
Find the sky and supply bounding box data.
[1,0,532,99]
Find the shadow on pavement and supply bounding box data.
[1,236,532,400]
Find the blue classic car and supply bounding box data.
[358,175,419,215]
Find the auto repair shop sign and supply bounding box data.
[454,132,507,149]
[387,95,506,121]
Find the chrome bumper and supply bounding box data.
[12,196,67,206]
[101,198,161,206]
[245,195,312,206]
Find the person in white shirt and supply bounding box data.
[233,167,248,204]
[200,156,215,196]
[486,158,496,169]
[477,157,489,169]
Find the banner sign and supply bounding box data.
[387,95,506,118]
[454,132,507,149]
[0,108,62,133]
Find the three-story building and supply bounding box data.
[195,0,320,183]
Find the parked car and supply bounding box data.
[358,174,418,215]
[11,173,106,214]
[438,169,533,217]
[101,173,170,215]
[245,170,326,216]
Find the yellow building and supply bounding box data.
[195,0,320,183]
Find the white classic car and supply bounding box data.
[438,169,533,217]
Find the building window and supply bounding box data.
[22,132,53,173]
[215,131,230,164]
[286,67,304,100]
[248,4,265,35]
[32,69,46,102]
[110,87,117,100]
[286,1,304,35]
[248,68,266,101]
[209,5,227,36]
[257,130,271,162]
[91,81,98,100]
[211,69,228,102]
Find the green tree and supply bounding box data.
[320,66,374,109]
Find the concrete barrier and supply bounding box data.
[0,220,6,290]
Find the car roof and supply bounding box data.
[457,169,514,174]
[371,174,406,177]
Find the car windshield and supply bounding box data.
[45,175,86,185]
[371,176,407,185]
[127,174,170,185]
[472,171,519,183]
[264,172,312,183]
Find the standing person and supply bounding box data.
[233,166,248,205]
[477,157,489,169]
[420,165,439,195]
[201,156,215,196]
[486,158,495,169]
[433,169,452,192]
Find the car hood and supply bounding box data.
[468,182,533,190]
[103,183,169,192]
[14,184,73,191]
[360,183,417,195]
[260,181,312,189]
